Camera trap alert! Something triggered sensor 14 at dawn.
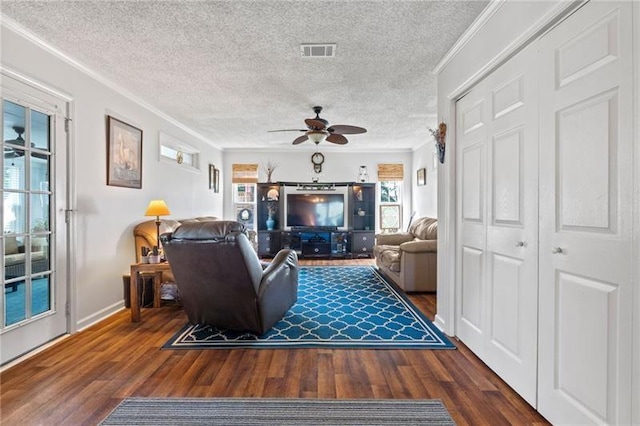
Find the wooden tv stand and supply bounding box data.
[255,182,376,259]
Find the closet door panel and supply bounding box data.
[538,2,633,424]
[492,128,524,225]
[456,42,539,406]
[484,45,539,406]
[557,91,617,232]
[456,92,488,353]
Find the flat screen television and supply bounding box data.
[285,192,346,230]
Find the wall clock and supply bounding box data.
[311,152,324,173]
[237,208,252,223]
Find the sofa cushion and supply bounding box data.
[178,216,219,224]
[400,239,437,253]
[373,244,398,258]
[375,232,414,246]
[409,217,437,240]
[4,250,46,267]
[5,236,19,255]
[379,249,401,273]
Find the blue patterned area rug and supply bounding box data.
[163,266,455,349]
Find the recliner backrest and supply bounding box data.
[162,221,265,329]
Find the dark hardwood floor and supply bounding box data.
[0,260,550,425]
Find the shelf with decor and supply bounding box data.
[351,183,376,231]
[256,183,281,231]
[255,181,376,259]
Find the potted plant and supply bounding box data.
[261,159,279,183]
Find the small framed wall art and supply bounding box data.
[209,164,220,192]
[106,115,143,188]
[380,204,401,232]
[417,168,426,186]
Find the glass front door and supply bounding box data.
[1,78,69,365]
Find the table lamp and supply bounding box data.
[144,199,171,250]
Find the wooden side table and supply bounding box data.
[130,262,172,322]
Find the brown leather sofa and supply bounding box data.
[373,217,437,292]
[162,220,298,335]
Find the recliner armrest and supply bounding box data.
[260,249,298,291]
[400,239,437,253]
[375,232,414,246]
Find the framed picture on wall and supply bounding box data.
[106,115,143,188]
[380,204,401,232]
[417,168,426,186]
[209,164,220,193]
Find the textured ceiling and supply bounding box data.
[1,0,489,151]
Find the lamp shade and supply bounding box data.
[307,130,328,144]
[144,200,171,217]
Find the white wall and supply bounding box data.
[222,149,415,231]
[411,142,438,219]
[1,24,224,329]
[434,0,577,335]
[633,2,640,423]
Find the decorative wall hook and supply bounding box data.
[429,122,447,164]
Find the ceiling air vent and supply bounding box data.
[300,43,336,58]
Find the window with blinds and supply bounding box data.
[377,163,404,181]
[377,163,403,231]
[159,132,200,171]
[232,164,259,230]
[231,163,259,183]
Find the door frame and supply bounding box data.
[0,66,77,362]
[632,2,640,423]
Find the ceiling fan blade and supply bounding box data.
[4,147,24,159]
[268,129,307,133]
[326,133,348,145]
[305,118,327,130]
[292,135,309,145]
[327,125,367,135]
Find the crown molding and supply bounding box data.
[432,0,506,75]
[1,14,222,150]
[223,146,414,154]
[444,0,585,100]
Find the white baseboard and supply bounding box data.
[77,300,125,332]
[434,314,450,336]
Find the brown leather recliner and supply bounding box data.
[133,216,219,283]
[162,220,299,335]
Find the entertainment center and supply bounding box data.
[256,182,376,259]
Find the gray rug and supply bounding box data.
[100,397,456,425]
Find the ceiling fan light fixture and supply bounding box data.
[307,130,328,144]
[5,125,26,146]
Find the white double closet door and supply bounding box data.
[455,1,634,424]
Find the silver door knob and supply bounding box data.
[515,241,525,247]
[551,247,564,254]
